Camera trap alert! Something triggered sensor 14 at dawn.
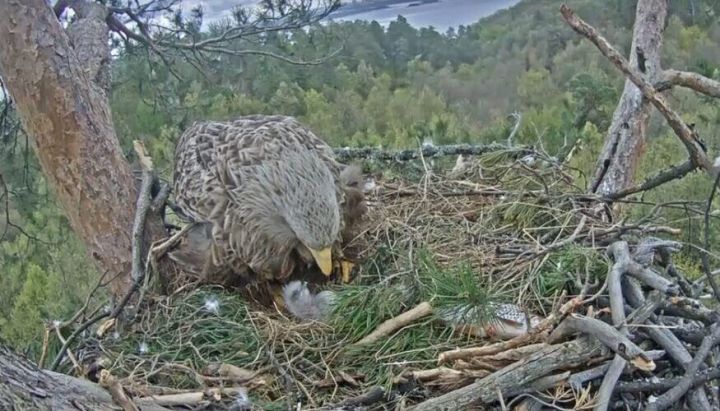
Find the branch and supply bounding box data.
[616,367,720,394]
[646,323,720,411]
[659,69,720,98]
[50,142,157,371]
[353,302,432,346]
[607,160,696,200]
[560,5,714,172]
[701,172,720,303]
[333,143,524,162]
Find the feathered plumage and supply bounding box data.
[169,115,366,295]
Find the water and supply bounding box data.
[331,0,522,31]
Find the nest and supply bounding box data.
[54,146,714,410]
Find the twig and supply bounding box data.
[568,350,666,389]
[506,112,522,147]
[410,338,603,411]
[99,369,139,411]
[334,386,386,408]
[700,172,720,303]
[132,140,155,284]
[354,302,433,346]
[53,326,81,375]
[50,143,157,371]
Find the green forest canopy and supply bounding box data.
[1,0,719,355]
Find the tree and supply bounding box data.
[584,0,720,197]
[0,0,338,296]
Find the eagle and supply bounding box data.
[168,115,366,305]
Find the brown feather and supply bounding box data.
[168,115,367,294]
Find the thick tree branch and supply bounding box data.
[660,69,720,98]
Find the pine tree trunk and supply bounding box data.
[0,0,166,295]
[590,0,668,196]
[0,344,170,410]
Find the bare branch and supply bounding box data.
[607,160,696,200]
[659,69,720,98]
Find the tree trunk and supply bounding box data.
[590,0,668,196]
[0,343,170,410]
[0,0,165,295]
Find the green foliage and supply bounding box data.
[2,0,720,357]
[534,246,608,299]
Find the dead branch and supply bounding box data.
[646,324,720,411]
[560,5,714,172]
[568,350,666,388]
[557,314,655,372]
[659,69,720,98]
[333,144,528,162]
[595,241,631,411]
[354,302,432,346]
[700,172,720,303]
[99,369,139,411]
[607,160,696,200]
[410,338,603,411]
[615,366,720,394]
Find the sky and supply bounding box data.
[178,0,259,23]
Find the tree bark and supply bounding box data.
[0,0,165,295]
[0,344,170,410]
[590,0,667,196]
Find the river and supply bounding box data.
[331,0,522,31]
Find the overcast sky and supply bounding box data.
[178,0,257,22]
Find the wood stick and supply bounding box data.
[561,314,655,371]
[410,338,603,411]
[99,369,138,411]
[616,366,720,394]
[660,69,720,98]
[646,324,720,411]
[438,293,584,364]
[354,302,432,346]
[594,241,633,411]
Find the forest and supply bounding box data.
[2,0,720,409]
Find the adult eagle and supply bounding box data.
[168,115,365,296]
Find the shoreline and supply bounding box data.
[329,0,440,20]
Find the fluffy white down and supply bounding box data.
[282,281,335,321]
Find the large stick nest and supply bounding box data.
[56,146,715,410]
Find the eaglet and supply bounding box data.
[169,115,366,298]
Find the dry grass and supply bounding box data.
[58,146,690,410]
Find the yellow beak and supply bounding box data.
[309,247,333,276]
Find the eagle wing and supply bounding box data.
[172,115,344,282]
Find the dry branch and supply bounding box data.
[411,338,603,411]
[660,69,720,98]
[333,143,527,162]
[646,324,720,411]
[353,302,432,346]
[559,314,655,372]
[606,161,696,200]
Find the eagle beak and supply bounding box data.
[309,247,333,276]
